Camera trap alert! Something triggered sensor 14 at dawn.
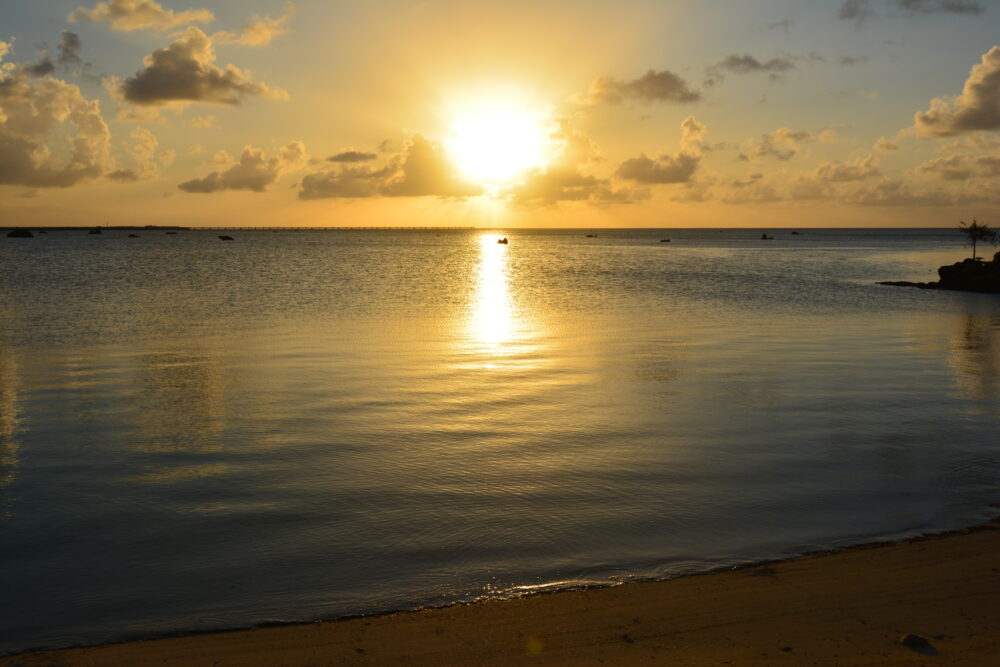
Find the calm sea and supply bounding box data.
[1,227,999,653]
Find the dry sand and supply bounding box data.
[4,521,999,666]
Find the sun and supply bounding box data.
[446,106,552,185]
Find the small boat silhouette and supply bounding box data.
[497,237,508,244]
[660,238,671,243]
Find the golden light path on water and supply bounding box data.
[468,234,519,366]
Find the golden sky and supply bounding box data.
[2,0,1000,227]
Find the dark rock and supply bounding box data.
[898,633,937,655]
[497,237,508,244]
[877,280,934,289]
[218,235,234,241]
[6,228,34,238]
[880,251,1000,293]
[936,254,1000,292]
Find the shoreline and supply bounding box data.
[4,519,999,666]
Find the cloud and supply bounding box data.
[189,114,215,127]
[912,46,1000,137]
[585,69,701,105]
[837,55,869,66]
[0,41,10,61]
[838,0,874,22]
[0,68,112,187]
[119,27,287,106]
[768,17,794,32]
[178,140,305,192]
[844,177,966,206]
[814,153,880,181]
[299,164,388,199]
[706,54,795,85]
[299,134,479,199]
[57,31,83,67]
[106,126,165,181]
[895,0,983,15]
[616,153,699,184]
[380,134,481,197]
[69,0,213,32]
[912,153,1000,180]
[507,119,640,204]
[720,173,781,204]
[875,136,900,151]
[739,128,814,161]
[327,149,377,163]
[213,4,295,46]
[615,116,709,185]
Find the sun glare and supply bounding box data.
[447,107,552,185]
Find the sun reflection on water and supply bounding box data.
[469,234,518,362]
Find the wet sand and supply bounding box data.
[4,521,999,666]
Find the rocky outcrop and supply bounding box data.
[879,251,1000,293]
[6,229,34,238]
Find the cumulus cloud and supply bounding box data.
[119,27,287,106]
[739,128,814,161]
[706,54,795,85]
[839,0,981,22]
[844,177,966,206]
[327,149,377,163]
[380,135,481,197]
[507,119,641,204]
[106,126,170,181]
[895,0,983,15]
[838,0,874,22]
[213,4,295,46]
[299,135,479,199]
[615,116,709,185]
[0,65,112,187]
[69,0,213,32]
[189,114,215,127]
[912,46,1000,137]
[585,69,700,105]
[813,153,880,182]
[178,140,305,192]
[875,136,900,151]
[912,153,1000,180]
[299,164,388,199]
[57,31,83,67]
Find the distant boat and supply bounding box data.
[586,234,597,238]
[89,228,101,235]
[128,234,139,238]
[497,237,508,244]
[790,231,800,235]
[660,238,671,243]
[219,235,234,241]
[761,233,774,240]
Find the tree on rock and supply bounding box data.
[959,218,997,261]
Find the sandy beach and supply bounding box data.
[4,520,999,666]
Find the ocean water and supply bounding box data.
[1,227,999,653]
